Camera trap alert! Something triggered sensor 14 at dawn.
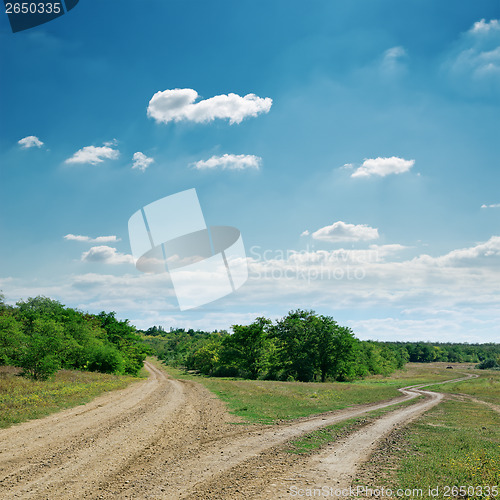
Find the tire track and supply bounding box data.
[0,362,477,499]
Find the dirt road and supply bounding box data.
[0,362,474,499]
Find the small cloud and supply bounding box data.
[191,154,262,171]
[381,46,408,73]
[18,136,44,149]
[311,221,379,243]
[471,19,500,34]
[64,234,120,243]
[132,152,154,172]
[81,246,133,265]
[103,139,118,147]
[65,145,119,165]
[351,156,415,178]
[147,88,272,125]
[481,203,500,208]
[301,230,310,237]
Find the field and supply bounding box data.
[355,368,500,499]
[0,365,142,429]
[163,362,470,423]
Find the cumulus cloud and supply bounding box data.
[18,136,44,149]
[191,154,262,171]
[147,88,272,125]
[471,18,500,34]
[64,234,121,243]
[132,152,154,172]
[81,246,134,265]
[311,221,379,243]
[481,203,500,208]
[65,145,119,165]
[351,156,415,178]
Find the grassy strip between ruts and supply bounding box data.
[354,398,500,499]
[286,396,424,455]
[0,365,142,429]
[163,363,461,424]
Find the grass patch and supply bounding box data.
[162,363,458,424]
[0,366,139,429]
[428,369,500,405]
[287,396,424,455]
[368,399,500,498]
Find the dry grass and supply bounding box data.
[0,366,139,429]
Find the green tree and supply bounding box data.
[220,317,272,379]
[0,313,25,365]
[19,317,64,380]
[271,310,324,382]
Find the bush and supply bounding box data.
[476,358,500,370]
[84,344,126,374]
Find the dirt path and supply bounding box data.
[0,363,475,499]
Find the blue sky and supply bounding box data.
[1,0,499,341]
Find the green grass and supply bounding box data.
[286,396,424,455]
[0,366,140,429]
[162,363,461,424]
[391,399,500,498]
[428,369,500,405]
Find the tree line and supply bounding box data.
[142,312,500,381]
[142,310,409,382]
[0,294,149,380]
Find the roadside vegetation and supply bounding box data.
[145,310,409,383]
[429,368,500,405]
[163,363,463,423]
[142,311,500,383]
[354,368,500,498]
[286,396,423,455]
[0,365,140,428]
[373,399,500,498]
[0,294,150,380]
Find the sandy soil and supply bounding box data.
[0,362,474,499]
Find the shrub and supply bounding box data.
[476,358,500,370]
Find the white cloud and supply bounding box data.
[18,136,44,149]
[64,234,121,244]
[471,19,500,34]
[381,46,408,73]
[3,234,500,341]
[445,19,500,92]
[132,152,154,172]
[81,246,134,265]
[103,139,118,147]
[65,145,119,165]
[311,221,379,243]
[192,153,262,171]
[416,236,500,266]
[147,88,272,125]
[301,230,310,237]
[351,156,415,178]
[481,203,500,208]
